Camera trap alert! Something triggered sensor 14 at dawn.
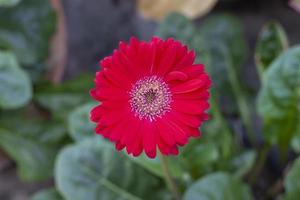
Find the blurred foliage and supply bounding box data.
[257,46,300,155]
[183,172,252,200]
[0,0,21,7]
[0,2,299,200]
[31,188,64,200]
[67,102,97,142]
[0,51,32,109]
[0,0,56,80]
[255,22,289,80]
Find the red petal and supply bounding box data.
[172,100,210,115]
[175,50,195,68]
[165,71,188,82]
[142,121,157,159]
[171,79,207,94]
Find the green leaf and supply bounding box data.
[36,93,88,120]
[180,118,233,178]
[0,50,32,109]
[0,108,67,144]
[0,128,59,181]
[0,0,21,7]
[292,135,300,154]
[284,157,300,193]
[183,172,252,200]
[281,157,300,200]
[200,14,247,70]
[255,22,289,79]
[0,0,56,79]
[257,46,300,153]
[231,150,256,178]
[183,143,219,167]
[281,190,300,200]
[68,102,97,142]
[55,137,168,200]
[31,188,64,200]
[35,74,93,120]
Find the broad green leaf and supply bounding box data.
[68,102,97,142]
[0,51,32,109]
[231,150,256,178]
[183,172,252,200]
[0,0,56,79]
[0,0,21,7]
[257,46,300,153]
[128,153,184,179]
[255,22,289,79]
[0,129,59,181]
[284,157,300,193]
[31,188,64,200]
[55,137,168,200]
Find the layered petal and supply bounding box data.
[90,36,211,158]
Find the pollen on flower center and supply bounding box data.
[129,76,172,121]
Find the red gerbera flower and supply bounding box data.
[90,37,211,158]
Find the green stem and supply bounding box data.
[158,153,181,200]
[226,53,256,145]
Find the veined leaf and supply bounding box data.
[257,46,300,153]
[55,137,169,200]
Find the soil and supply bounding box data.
[0,0,299,199]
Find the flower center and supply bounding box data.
[129,76,172,121]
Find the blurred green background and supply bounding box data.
[0,0,300,200]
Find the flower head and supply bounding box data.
[90,37,211,158]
